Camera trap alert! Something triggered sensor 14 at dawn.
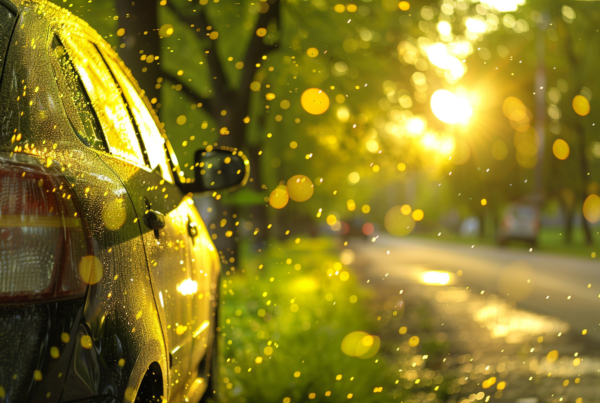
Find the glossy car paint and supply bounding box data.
[0,1,222,402]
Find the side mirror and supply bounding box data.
[177,147,250,193]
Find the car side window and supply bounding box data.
[61,35,145,167]
[49,36,107,151]
[101,53,174,184]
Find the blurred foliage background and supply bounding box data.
[53,0,600,255]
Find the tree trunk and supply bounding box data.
[562,202,574,244]
[116,0,162,109]
[478,209,485,240]
[576,125,593,245]
[581,195,593,245]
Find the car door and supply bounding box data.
[100,56,218,385]
[56,33,195,398]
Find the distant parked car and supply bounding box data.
[498,202,540,247]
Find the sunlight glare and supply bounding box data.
[431,90,473,124]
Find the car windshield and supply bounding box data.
[5,0,600,402]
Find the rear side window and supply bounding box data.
[101,54,173,183]
[61,35,145,167]
[49,36,107,151]
[0,2,17,78]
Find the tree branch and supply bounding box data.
[161,69,217,120]
[238,1,281,97]
[165,2,230,100]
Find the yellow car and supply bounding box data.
[0,0,248,402]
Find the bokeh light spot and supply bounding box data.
[306,47,319,57]
[385,206,415,236]
[553,139,570,160]
[573,95,590,116]
[287,175,314,202]
[78,256,103,285]
[269,186,289,209]
[159,24,174,37]
[583,194,600,223]
[256,28,267,37]
[412,209,424,221]
[301,88,330,115]
[348,172,360,184]
[102,199,126,230]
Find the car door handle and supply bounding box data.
[145,210,166,230]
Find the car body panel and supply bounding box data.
[0,1,220,402]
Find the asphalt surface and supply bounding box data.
[352,236,600,342]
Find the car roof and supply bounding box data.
[2,0,186,181]
[23,1,173,140]
[19,0,113,57]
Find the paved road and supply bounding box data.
[352,236,600,341]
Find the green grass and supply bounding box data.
[215,238,451,402]
[217,238,395,402]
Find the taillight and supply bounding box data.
[0,159,93,302]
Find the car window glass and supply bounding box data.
[49,36,107,151]
[0,3,15,79]
[62,35,145,166]
[101,54,173,183]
